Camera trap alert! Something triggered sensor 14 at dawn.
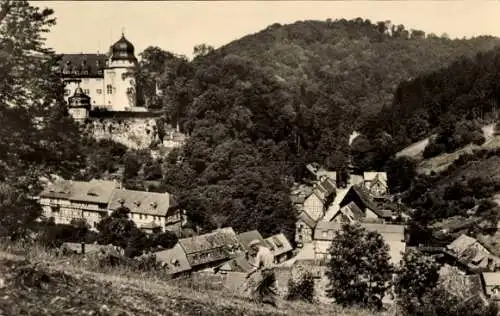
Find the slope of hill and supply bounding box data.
[0,249,386,316]
[156,19,500,236]
[396,123,499,174]
[213,19,500,121]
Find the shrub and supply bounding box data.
[286,271,315,303]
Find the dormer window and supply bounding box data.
[133,200,141,207]
[118,198,125,205]
[150,201,158,209]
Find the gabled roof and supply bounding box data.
[179,227,241,255]
[311,176,336,202]
[447,234,480,254]
[340,201,365,220]
[155,243,191,275]
[290,184,314,204]
[108,189,176,217]
[40,179,117,204]
[297,210,318,228]
[323,187,351,222]
[313,221,405,240]
[265,233,293,256]
[237,230,266,251]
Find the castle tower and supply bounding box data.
[68,84,91,123]
[104,33,138,111]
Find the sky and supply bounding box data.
[33,1,500,59]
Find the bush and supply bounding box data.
[286,271,315,303]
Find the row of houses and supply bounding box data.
[291,164,407,265]
[38,178,185,234]
[154,228,293,277]
[416,233,500,302]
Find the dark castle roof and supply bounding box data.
[110,34,137,62]
[58,54,107,78]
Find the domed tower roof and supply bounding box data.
[68,86,91,109]
[110,33,137,62]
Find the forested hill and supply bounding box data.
[210,19,500,122]
[373,46,500,159]
[153,18,500,240]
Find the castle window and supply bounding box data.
[96,89,102,95]
[106,85,113,94]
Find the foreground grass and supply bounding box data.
[0,243,390,316]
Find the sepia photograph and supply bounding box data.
[0,0,500,315]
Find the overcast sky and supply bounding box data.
[33,1,500,59]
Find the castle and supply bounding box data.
[56,33,142,122]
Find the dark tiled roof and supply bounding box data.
[40,179,117,205]
[237,230,266,251]
[108,189,176,217]
[297,211,317,228]
[179,227,241,255]
[155,243,191,275]
[58,54,108,77]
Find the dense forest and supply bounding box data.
[144,19,500,239]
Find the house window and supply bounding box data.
[322,231,328,238]
[97,69,103,75]
[96,89,102,94]
[106,85,113,94]
[139,214,143,220]
[84,89,90,95]
[64,89,70,96]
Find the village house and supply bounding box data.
[335,184,397,223]
[237,230,267,252]
[265,233,294,264]
[313,221,406,265]
[446,234,500,272]
[481,272,500,301]
[39,179,118,227]
[292,177,336,247]
[363,172,389,200]
[38,178,184,233]
[177,227,243,272]
[108,188,184,234]
[155,243,192,277]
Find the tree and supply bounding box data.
[325,223,393,310]
[394,248,441,315]
[386,156,417,193]
[96,206,148,257]
[193,43,214,58]
[0,1,74,238]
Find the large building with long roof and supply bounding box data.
[55,33,141,117]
